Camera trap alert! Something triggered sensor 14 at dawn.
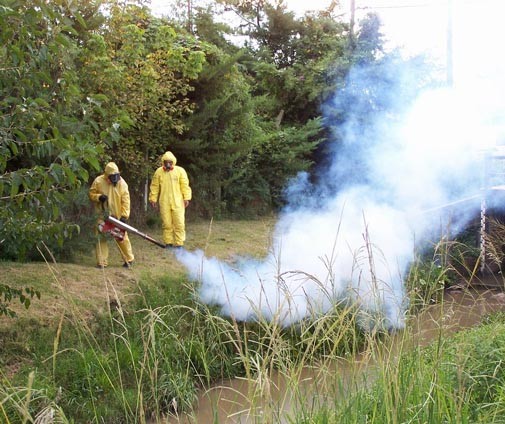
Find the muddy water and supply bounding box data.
[167,278,505,424]
[166,353,369,424]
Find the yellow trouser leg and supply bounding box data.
[172,207,186,246]
[116,232,134,263]
[96,235,109,266]
[161,206,175,245]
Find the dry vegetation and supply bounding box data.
[0,217,276,326]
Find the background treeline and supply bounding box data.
[0,0,388,259]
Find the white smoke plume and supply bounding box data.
[176,3,505,330]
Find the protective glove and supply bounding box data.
[99,194,108,203]
[120,216,127,223]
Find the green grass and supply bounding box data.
[300,315,505,424]
[0,218,276,422]
[1,219,505,423]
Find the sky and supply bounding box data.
[148,0,449,58]
[149,0,505,74]
[148,0,505,330]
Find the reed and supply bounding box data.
[2,224,505,423]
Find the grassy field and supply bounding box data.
[0,217,276,325]
[3,218,505,423]
[0,217,281,422]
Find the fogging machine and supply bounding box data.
[98,215,165,248]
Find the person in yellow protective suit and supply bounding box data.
[149,151,192,248]
[89,162,135,268]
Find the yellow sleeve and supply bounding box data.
[149,168,161,202]
[120,182,131,219]
[180,168,192,201]
[89,177,101,203]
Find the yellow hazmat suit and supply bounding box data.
[149,152,192,247]
[89,162,135,267]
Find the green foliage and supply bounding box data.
[0,284,40,317]
[1,274,242,421]
[186,4,354,216]
[407,236,482,311]
[354,12,385,63]
[433,321,505,416]
[0,0,406,260]
[0,264,374,422]
[235,117,324,211]
[101,4,207,188]
[0,0,105,259]
[309,316,505,424]
[194,5,238,53]
[244,6,349,125]
[176,47,263,217]
[406,256,449,309]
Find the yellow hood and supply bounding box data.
[161,152,177,166]
[104,162,120,176]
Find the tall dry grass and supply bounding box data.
[3,223,505,423]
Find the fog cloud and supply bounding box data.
[176,2,505,330]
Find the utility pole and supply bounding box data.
[446,0,453,86]
[349,0,356,49]
[187,0,193,33]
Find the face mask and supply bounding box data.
[108,173,120,185]
[163,161,173,171]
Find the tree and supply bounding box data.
[193,4,239,54]
[243,117,324,210]
[186,5,328,215]
[173,46,262,217]
[0,0,108,259]
[99,3,207,210]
